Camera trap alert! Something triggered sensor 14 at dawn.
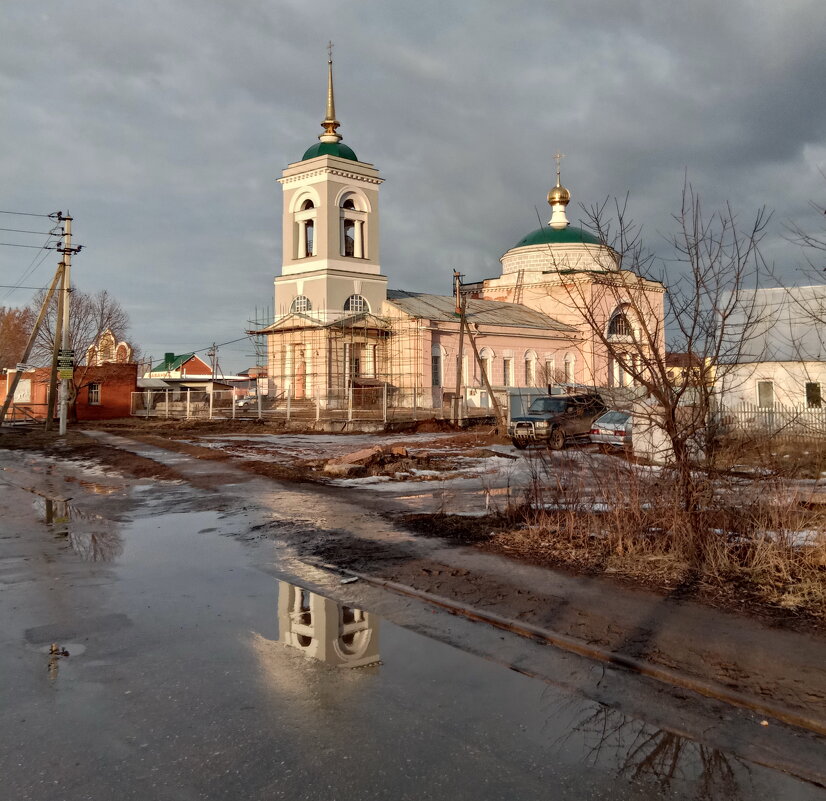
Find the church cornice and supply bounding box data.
[279,167,383,186]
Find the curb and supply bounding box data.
[340,568,826,740]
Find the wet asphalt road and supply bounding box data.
[1,448,824,800]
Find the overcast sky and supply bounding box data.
[2,1,825,372]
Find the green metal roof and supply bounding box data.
[151,353,194,372]
[514,225,602,249]
[301,141,358,162]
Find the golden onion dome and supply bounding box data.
[547,183,570,206]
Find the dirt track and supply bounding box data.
[3,420,825,732]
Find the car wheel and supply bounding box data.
[548,427,565,450]
[511,438,527,450]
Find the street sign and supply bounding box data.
[57,348,74,372]
[57,368,74,380]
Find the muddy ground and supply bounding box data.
[5,419,824,633]
[3,419,826,733]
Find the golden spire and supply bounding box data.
[319,41,342,143]
[547,151,571,228]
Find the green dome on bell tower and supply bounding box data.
[301,44,358,163]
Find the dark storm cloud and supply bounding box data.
[1,1,824,369]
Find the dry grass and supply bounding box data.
[499,449,826,618]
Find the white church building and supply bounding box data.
[255,56,665,412]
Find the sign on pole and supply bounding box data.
[57,349,75,380]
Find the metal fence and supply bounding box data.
[717,402,826,441]
[130,388,506,424]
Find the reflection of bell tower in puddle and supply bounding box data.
[277,581,380,668]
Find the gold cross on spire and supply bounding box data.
[320,41,341,142]
[553,151,565,184]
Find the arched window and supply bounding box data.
[99,339,114,362]
[608,312,632,338]
[564,353,575,383]
[431,345,443,388]
[340,195,365,258]
[524,350,537,386]
[343,294,368,314]
[290,295,312,314]
[295,197,317,259]
[343,219,356,257]
[479,347,494,386]
[304,219,314,256]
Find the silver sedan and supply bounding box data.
[589,410,632,450]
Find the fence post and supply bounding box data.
[145,390,150,418]
[348,385,353,422]
[315,398,320,422]
[257,392,262,420]
[209,386,214,420]
[186,389,191,419]
[286,393,291,422]
[232,393,236,420]
[165,389,170,419]
[382,383,387,423]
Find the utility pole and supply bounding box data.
[45,260,66,430]
[57,213,80,436]
[452,271,465,425]
[0,264,64,425]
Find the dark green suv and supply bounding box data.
[508,393,606,450]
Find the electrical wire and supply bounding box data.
[0,227,58,236]
[0,210,53,218]
[2,237,59,301]
[0,242,58,249]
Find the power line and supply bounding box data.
[0,210,54,218]
[0,241,58,249]
[2,237,59,301]
[0,226,59,236]
[0,283,55,290]
[191,335,253,355]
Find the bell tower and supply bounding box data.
[275,47,387,322]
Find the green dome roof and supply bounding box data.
[514,225,601,249]
[301,141,358,162]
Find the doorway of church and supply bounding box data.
[293,345,307,399]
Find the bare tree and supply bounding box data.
[0,306,35,369]
[553,184,771,554]
[29,286,134,419]
[30,287,130,365]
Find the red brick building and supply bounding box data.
[3,363,138,422]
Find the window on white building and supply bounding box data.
[88,383,101,405]
[343,219,356,257]
[806,382,822,408]
[296,198,316,259]
[290,295,312,314]
[340,196,365,259]
[343,294,368,314]
[757,381,774,408]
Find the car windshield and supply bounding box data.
[595,410,630,426]
[527,398,568,414]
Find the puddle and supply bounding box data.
[253,581,819,800]
[274,580,380,668]
[35,496,123,562]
